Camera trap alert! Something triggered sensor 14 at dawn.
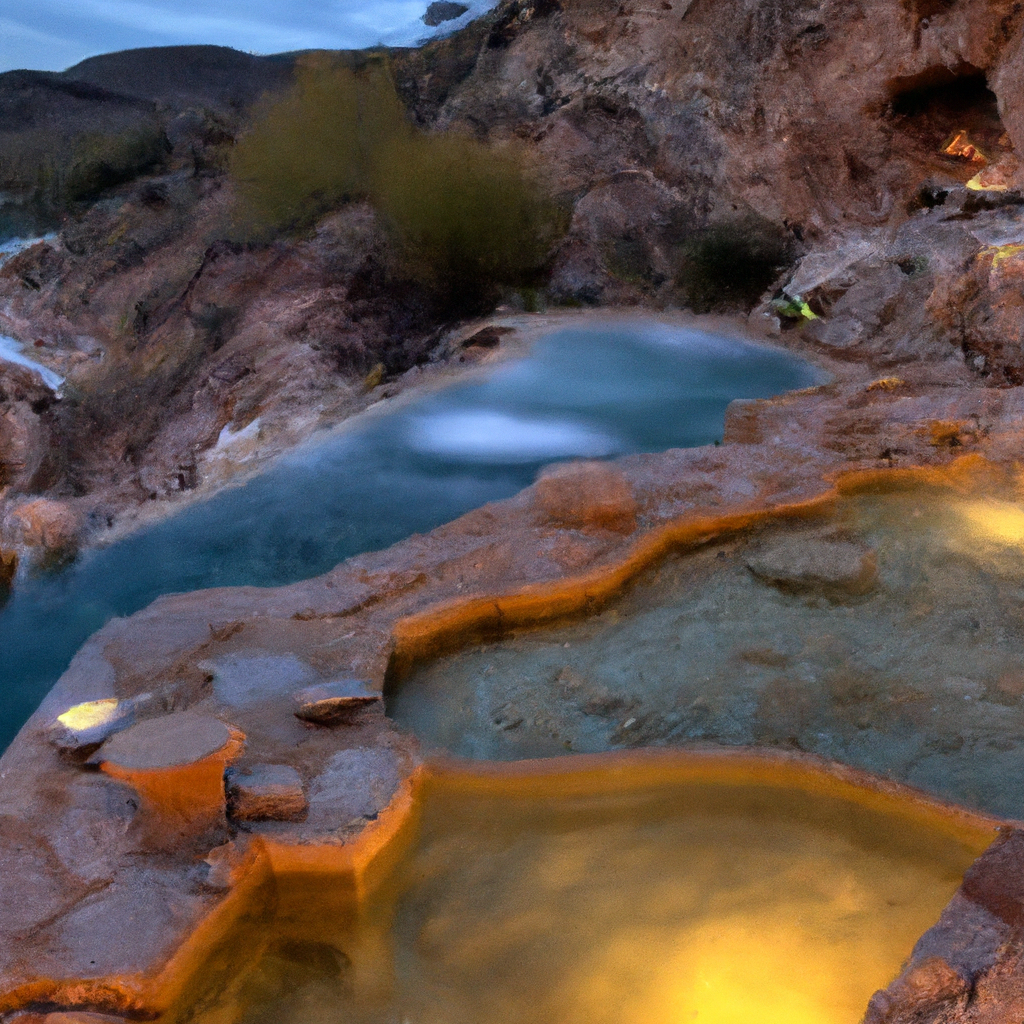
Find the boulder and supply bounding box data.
[423,1,469,25]
[7,498,80,561]
[226,764,306,822]
[534,461,638,533]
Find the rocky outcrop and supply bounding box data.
[3,0,1024,567]
[3,303,1024,1017]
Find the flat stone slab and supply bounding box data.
[201,651,316,709]
[307,748,402,825]
[294,681,381,724]
[92,713,232,770]
[226,764,306,822]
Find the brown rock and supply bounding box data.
[960,829,1024,928]
[461,325,513,349]
[226,764,307,821]
[293,681,381,724]
[534,461,638,533]
[0,548,14,591]
[8,499,80,560]
[864,957,969,1023]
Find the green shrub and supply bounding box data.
[229,55,405,238]
[229,54,566,312]
[372,131,566,312]
[0,123,167,212]
[676,214,795,312]
[62,126,169,202]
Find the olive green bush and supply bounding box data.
[676,214,796,312]
[372,131,566,311]
[229,55,405,238]
[230,54,565,312]
[0,123,167,212]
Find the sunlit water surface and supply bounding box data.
[0,324,819,748]
[182,776,986,1024]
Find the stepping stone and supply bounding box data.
[226,764,307,821]
[294,681,381,725]
[91,712,244,852]
[47,694,149,752]
[307,748,402,826]
[201,651,315,709]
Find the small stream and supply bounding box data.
[0,322,819,749]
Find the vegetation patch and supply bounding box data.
[229,54,567,313]
[676,214,796,312]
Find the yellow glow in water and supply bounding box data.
[180,772,991,1024]
[57,698,120,733]
[960,498,1024,547]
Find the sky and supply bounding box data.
[0,0,497,73]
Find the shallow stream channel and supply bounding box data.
[0,320,819,748]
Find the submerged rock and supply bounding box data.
[745,536,878,599]
[226,764,306,822]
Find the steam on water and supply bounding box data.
[0,324,820,749]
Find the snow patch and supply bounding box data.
[0,334,64,392]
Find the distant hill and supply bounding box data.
[0,45,304,231]
[58,45,299,113]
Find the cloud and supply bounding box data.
[0,0,499,73]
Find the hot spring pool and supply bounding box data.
[0,322,818,749]
[390,481,1024,819]
[175,761,992,1024]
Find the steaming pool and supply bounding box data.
[0,321,820,748]
[177,762,994,1024]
